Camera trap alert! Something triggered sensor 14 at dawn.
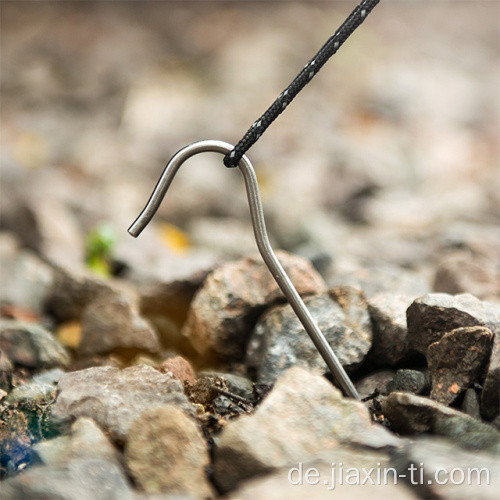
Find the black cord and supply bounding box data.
[223,0,380,168]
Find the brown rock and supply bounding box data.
[407,293,500,355]
[159,355,196,384]
[125,405,212,499]
[182,251,326,364]
[382,392,500,452]
[51,365,193,444]
[213,367,401,493]
[79,290,160,357]
[367,293,413,366]
[428,326,493,405]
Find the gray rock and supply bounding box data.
[125,405,212,499]
[329,265,430,299]
[427,326,493,405]
[7,368,64,404]
[367,293,413,366]
[386,369,428,395]
[355,369,396,399]
[406,293,500,356]
[481,330,500,420]
[51,365,192,444]
[391,437,499,500]
[382,392,500,453]
[0,348,13,392]
[44,265,121,322]
[198,371,254,401]
[0,197,85,269]
[182,251,326,364]
[213,367,401,493]
[1,459,134,500]
[0,232,55,315]
[434,250,499,302]
[33,417,120,467]
[461,388,482,420]
[225,449,419,500]
[79,290,161,356]
[247,290,372,384]
[0,320,69,369]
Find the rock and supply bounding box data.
[367,293,413,366]
[138,264,215,353]
[51,365,193,444]
[0,232,55,315]
[1,459,134,500]
[0,320,69,369]
[391,437,499,500]
[79,290,161,357]
[226,449,419,500]
[182,251,326,363]
[125,405,212,499]
[481,330,500,420]
[247,290,372,384]
[427,326,493,405]
[159,355,196,384]
[7,368,64,404]
[329,265,430,299]
[355,369,395,399]
[382,392,500,453]
[406,293,500,356]
[198,371,254,401]
[44,265,120,322]
[0,197,85,269]
[0,348,13,392]
[386,369,428,395]
[33,417,120,467]
[461,388,482,420]
[213,367,401,493]
[434,251,499,302]
[184,375,228,407]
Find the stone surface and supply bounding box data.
[481,330,500,421]
[51,365,193,444]
[0,232,55,315]
[355,369,395,399]
[406,293,500,356]
[391,436,499,500]
[125,405,212,499]
[461,388,482,420]
[1,459,134,500]
[427,326,493,405]
[213,367,401,493]
[247,290,372,384]
[159,355,196,384]
[226,449,419,500]
[199,371,254,401]
[386,369,428,395]
[434,250,499,302]
[33,417,120,467]
[0,197,85,269]
[367,293,413,366]
[182,251,326,363]
[79,290,161,357]
[44,265,121,322]
[329,265,430,299]
[382,392,500,453]
[0,320,69,369]
[7,368,64,404]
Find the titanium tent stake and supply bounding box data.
[128,139,360,400]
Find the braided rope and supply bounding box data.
[223,0,380,168]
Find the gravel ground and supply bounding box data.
[0,1,499,499]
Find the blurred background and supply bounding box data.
[1,0,498,297]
